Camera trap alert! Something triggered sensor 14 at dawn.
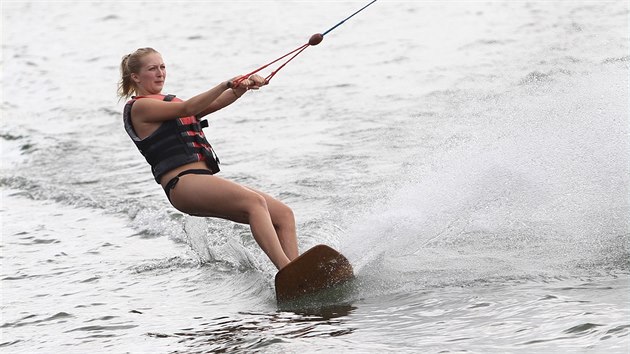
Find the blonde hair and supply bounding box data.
[117,47,159,99]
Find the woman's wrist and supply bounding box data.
[225,79,246,99]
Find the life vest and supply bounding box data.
[123,94,220,183]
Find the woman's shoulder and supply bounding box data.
[135,94,167,100]
[133,94,184,103]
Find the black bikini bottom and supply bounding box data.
[164,169,214,202]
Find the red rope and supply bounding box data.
[232,42,311,87]
[264,43,310,83]
[231,1,377,87]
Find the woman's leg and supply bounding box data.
[168,174,291,270]
[245,187,298,261]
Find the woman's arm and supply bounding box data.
[196,74,268,119]
[195,86,247,118]
[131,80,238,123]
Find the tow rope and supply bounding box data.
[232,0,377,87]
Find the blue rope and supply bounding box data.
[322,0,378,36]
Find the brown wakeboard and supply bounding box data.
[275,244,354,302]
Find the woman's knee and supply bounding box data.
[273,203,295,227]
[244,192,269,217]
[282,204,295,222]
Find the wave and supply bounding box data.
[518,69,573,85]
[602,55,630,64]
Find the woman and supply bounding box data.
[118,47,298,270]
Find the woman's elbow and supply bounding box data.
[183,105,199,117]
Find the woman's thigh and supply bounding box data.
[168,174,265,223]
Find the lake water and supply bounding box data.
[1,1,629,352]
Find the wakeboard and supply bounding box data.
[275,244,354,302]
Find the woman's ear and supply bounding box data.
[131,73,140,83]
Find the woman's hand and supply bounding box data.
[230,74,268,97]
[245,74,267,89]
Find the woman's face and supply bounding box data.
[132,52,166,95]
